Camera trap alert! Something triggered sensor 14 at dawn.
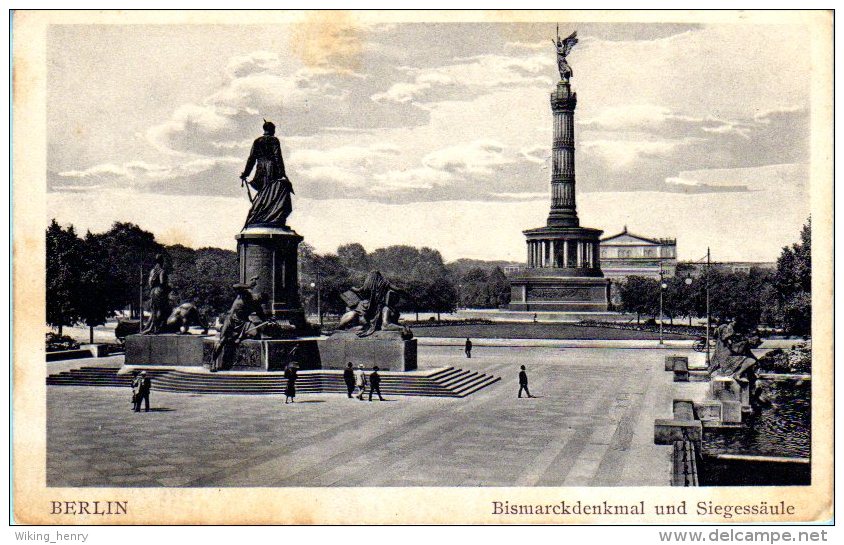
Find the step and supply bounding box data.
[438,370,479,388]
[454,375,501,396]
[428,368,464,383]
[450,373,493,393]
[48,367,498,398]
[425,367,456,380]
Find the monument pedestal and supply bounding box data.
[318,330,417,371]
[125,334,208,367]
[507,270,610,311]
[201,338,321,371]
[236,226,306,328]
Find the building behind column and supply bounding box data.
[508,32,610,312]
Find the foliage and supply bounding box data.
[46,220,83,334]
[167,246,239,320]
[424,276,458,316]
[97,222,164,317]
[46,222,486,332]
[456,266,511,308]
[336,243,371,274]
[45,332,80,352]
[77,232,118,337]
[772,219,811,336]
[617,276,659,321]
[757,343,811,374]
[779,291,811,338]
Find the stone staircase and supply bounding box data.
[46,366,500,398]
[46,366,170,388]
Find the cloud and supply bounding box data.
[490,191,549,200]
[580,138,684,167]
[372,52,554,104]
[49,23,812,211]
[423,139,513,175]
[144,44,429,159]
[372,167,454,192]
[292,142,401,168]
[50,157,243,194]
[225,51,281,79]
[575,103,809,193]
[664,176,749,193]
[519,145,547,164]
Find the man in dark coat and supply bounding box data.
[518,365,535,398]
[343,362,356,398]
[369,366,385,401]
[240,119,294,229]
[134,371,152,412]
[464,338,472,358]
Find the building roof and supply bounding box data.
[600,226,676,246]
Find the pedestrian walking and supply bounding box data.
[369,366,385,401]
[343,362,356,398]
[464,337,472,358]
[518,365,535,398]
[355,364,367,401]
[130,371,140,411]
[284,363,298,404]
[134,371,152,412]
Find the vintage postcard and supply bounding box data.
[11,10,833,524]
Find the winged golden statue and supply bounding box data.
[552,28,578,82]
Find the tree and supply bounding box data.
[370,245,424,279]
[486,266,511,308]
[618,276,659,323]
[424,276,458,321]
[46,220,82,335]
[97,222,163,318]
[337,243,371,273]
[459,268,489,308]
[773,218,811,335]
[458,267,511,309]
[697,267,776,331]
[308,254,353,316]
[77,232,118,343]
[662,276,685,325]
[189,248,239,319]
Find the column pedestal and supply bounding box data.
[236,227,307,330]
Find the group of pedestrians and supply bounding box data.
[281,361,385,403]
[343,362,385,401]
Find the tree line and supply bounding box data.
[299,242,511,320]
[46,220,512,339]
[616,219,811,336]
[47,217,810,338]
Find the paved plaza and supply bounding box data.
[47,345,685,487]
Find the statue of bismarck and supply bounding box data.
[239,119,295,229]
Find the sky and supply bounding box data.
[45,20,811,263]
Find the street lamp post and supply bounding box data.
[309,273,322,326]
[683,248,712,366]
[658,261,667,345]
[705,247,711,367]
[684,274,693,326]
[138,265,144,333]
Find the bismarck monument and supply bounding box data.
[508,30,610,312]
[234,119,307,332]
[125,119,416,372]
